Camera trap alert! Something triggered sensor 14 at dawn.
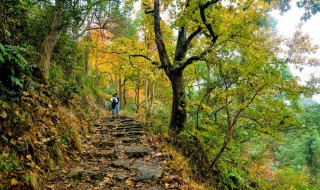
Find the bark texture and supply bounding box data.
[38,1,64,80]
[151,0,219,135]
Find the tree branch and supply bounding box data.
[185,26,202,47]
[178,48,211,71]
[129,54,161,68]
[199,0,220,43]
[310,0,320,12]
[153,0,172,74]
[143,2,154,14]
[232,84,267,126]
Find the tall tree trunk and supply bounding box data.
[38,2,64,80]
[150,0,215,135]
[135,84,140,113]
[118,76,123,109]
[123,79,127,108]
[169,71,186,134]
[150,80,156,115]
[145,68,149,116]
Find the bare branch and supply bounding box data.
[199,0,220,43]
[185,26,202,47]
[232,84,267,126]
[178,48,211,71]
[129,54,152,61]
[153,0,172,74]
[129,54,161,68]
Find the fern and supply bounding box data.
[0,43,34,101]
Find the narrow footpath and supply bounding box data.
[45,115,186,189]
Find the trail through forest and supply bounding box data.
[44,115,186,190]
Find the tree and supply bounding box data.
[37,0,106,80]
[145,0,293,135]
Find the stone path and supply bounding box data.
[45,115,184,189]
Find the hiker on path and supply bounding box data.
[111,94,118,114]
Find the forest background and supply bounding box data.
[0,0,319,189]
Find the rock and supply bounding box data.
[120,118,134,123]
[113,172,129,181]
[132,160,163,182]
[123,146,152,158]
[83,150,117,159]
[114,126,142,131]
[113,133,126,137]
[68,167,85,179]
[89,172,105,181]
[126,131,144,136]
[122,138,140,144]
[93,141,115,148]
[111,159,129,169]
[105,124,116,128]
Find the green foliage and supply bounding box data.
[0,43,36,102]
[274,100,320,188]
[0,152,19,172]
[273,168,319,189]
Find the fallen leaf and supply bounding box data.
[47,184,56,189]
[61,169,67,173]
[104,177,111,182]
[10,139,16,145]
[11,178,18,186]
[26,154,32,160]
[125,179,133,186]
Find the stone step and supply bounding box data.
[114,126,142,131]
[126,131,144,136]
[122,146,152,158]
[117,123,138,127]
[111,159,130,169]
[113,172,129,181]
[132,160,163,182]
[120,118,134,122]
[93,141,115,148]
[87,171,106,181]
[82,150,117,159]
[112,131,144,138]
[93,123,104,127]
[122,138,140,144]
[113,133,126,137]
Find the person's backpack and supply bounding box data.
[111,97,117,108]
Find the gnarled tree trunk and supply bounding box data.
[149,0,218,135]
[169,71,186,134]
[38,2,64,80]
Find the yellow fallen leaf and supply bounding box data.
[11,178,18,186]
[163,175,170,182]
[165,183,169,188]
[10,139,16,145]
[92,166,100,171]
[26,154,32,160]
[125,179,133,186]
[61,169,67,173]
[104,177,111,182]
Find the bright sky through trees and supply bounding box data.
[271,0,320,102]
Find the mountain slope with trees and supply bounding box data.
[0,0,319,189]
